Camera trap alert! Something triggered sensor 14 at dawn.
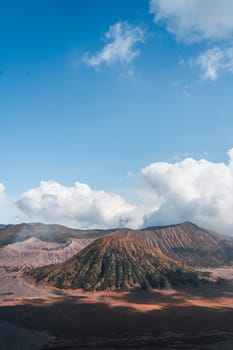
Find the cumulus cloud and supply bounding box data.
[83,21,145,68]
[9,149,233,235]
[140,149,233,234]
[193,46,233,80]
[16,181,144,229]
[150,0,233,43]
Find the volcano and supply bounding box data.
[29,236,202,291]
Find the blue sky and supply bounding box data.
[1,1,233,232]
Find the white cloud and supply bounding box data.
[83,21,145,67]
[16,181,144,229]
[0,183,5,201]
[140,149,233,234]
[150,0,233,43]
[7,148,233,235]
[193,46,233,80]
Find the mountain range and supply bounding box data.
[0,222,110,246]
[1,221,232,267]
[1,221,233,292]
[110,222,233,267]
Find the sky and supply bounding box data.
[1,0,233,233]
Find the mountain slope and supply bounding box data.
[111,222,233,267]
[29,236,201,291]
[0,237,94,268]
[1,222,233,268]
[0,223,112,246]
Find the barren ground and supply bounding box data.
[0,267,233,349]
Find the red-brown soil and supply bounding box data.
[1,269,233,349]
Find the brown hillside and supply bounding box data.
[0,223,111,246]
[111,222,233,267]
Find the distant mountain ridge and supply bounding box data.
[0,222,112,246]
[1,221,233,267]
[110,222,233,267]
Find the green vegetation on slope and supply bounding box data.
[29,237,202,291]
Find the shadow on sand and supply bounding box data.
[1,285,233,349]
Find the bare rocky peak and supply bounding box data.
[111,222,233,267]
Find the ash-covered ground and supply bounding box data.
[0,266,233,349]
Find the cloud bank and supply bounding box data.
[16,181,143,229]
[150,0,233,43]
[2,149,233,234]
[83,21,145,68]
[141,149,233,234]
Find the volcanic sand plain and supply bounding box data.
[0,266,233,349]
